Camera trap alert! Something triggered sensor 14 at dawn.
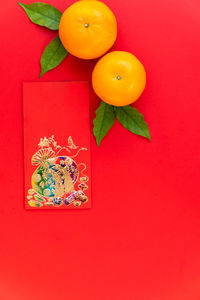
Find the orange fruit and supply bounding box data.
[92,51,146,106]
[59,0,117,59]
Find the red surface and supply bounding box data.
[0,0,200,299]
[23,82,91,209]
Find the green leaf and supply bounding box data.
[93,101,116,146]
[39,35,68,77]
[115,105,151,140]
[18,2,62,30]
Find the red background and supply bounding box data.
[0,0,200,299]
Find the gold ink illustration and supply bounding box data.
[27,135,89,208]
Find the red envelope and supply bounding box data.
[23,82,91,209]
